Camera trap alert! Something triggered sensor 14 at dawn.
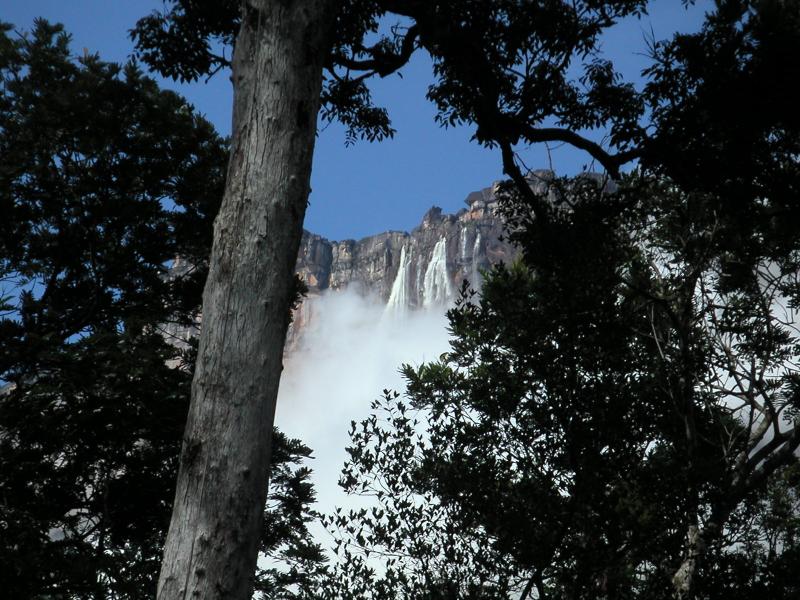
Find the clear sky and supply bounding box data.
[3,1,711,240]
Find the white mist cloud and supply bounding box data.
[274,288,452,521]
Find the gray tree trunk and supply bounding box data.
[157,2,333,598]
[671,525,704,600]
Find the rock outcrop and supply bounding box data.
[287,179,518,342]
[297,184,513,302]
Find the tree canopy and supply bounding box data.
[327,169,800,598]
[131,0,799,195]
[294,3,800,596]
[0,20,324,598]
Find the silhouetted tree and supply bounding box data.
[329,170,800,599]
[0,20,326,598]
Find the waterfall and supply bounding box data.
[415,255,424,306]
[422,237,453,307]
[470,232,482,291]
[385,245,410,317]
[459,227,468,260]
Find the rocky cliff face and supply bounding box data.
[288,179,517,342]
[298,185,512,301]
[166,175,529,350]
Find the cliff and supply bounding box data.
[298,185,512,299]
[286,178,520,342]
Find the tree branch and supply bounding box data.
[520,125,641,179]
[499,140,551,222]
[743,419,800,493]
[330,25,419,77]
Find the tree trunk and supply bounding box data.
[157,2,333,598]
[671,524,704,600]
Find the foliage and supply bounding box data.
[130,0,397,143]
[325,171,800,599]
[255,430,328,600]
[0,20,324,598]
[131,0,646,155]
[320,389,527,599]
[131,0,800,210]
[642,0,800,208]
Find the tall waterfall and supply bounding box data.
[422,237,453,307]
[470,231,482,291]
[385,245,410,317]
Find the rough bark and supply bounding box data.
[157,2,333,598]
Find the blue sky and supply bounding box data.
[4,1,711,240]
